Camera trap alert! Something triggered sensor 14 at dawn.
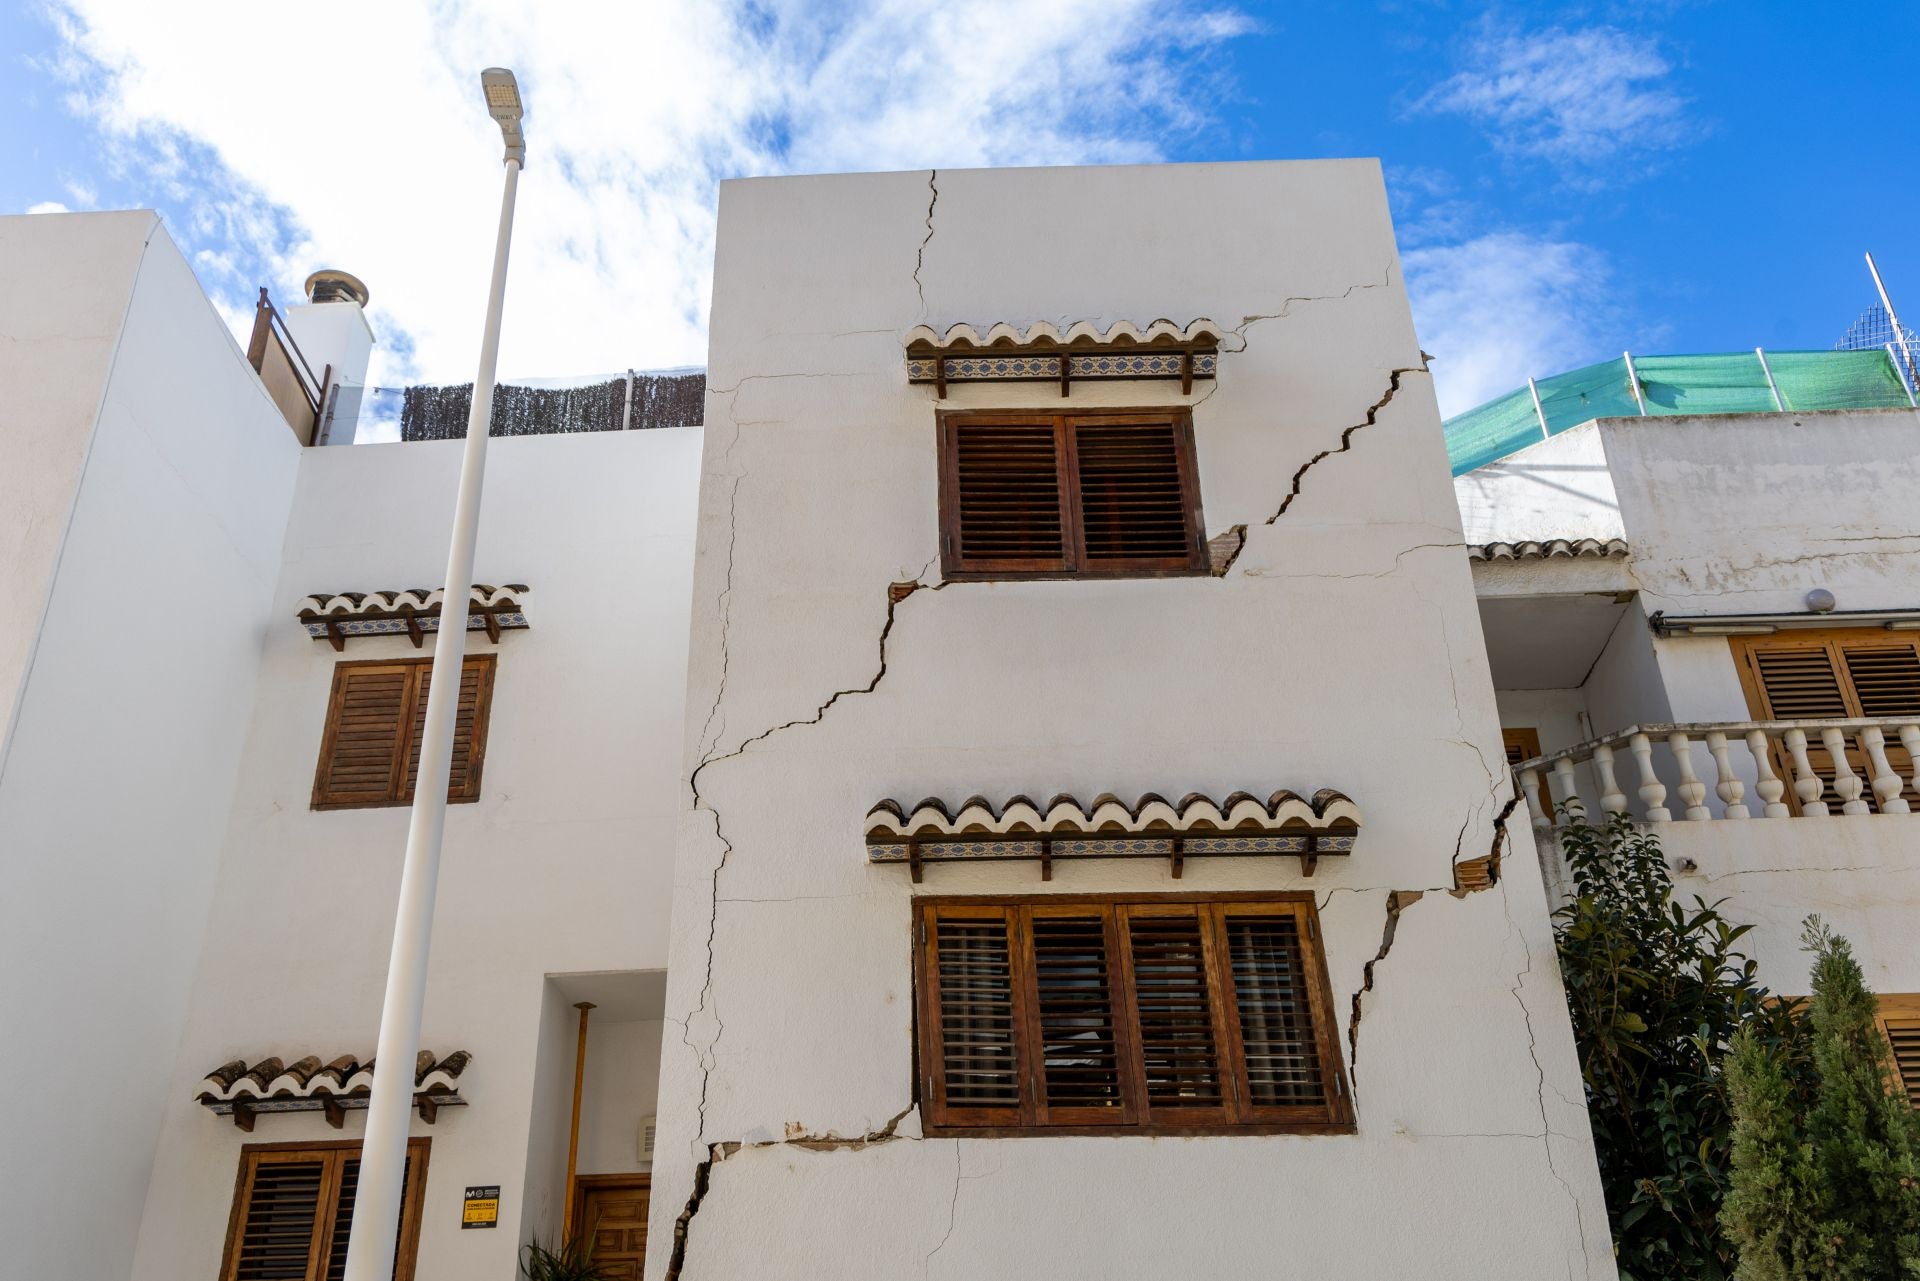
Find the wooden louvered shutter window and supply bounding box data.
[222,1139,429,1281]
[1733,632,1920,812]
[313,655,495,810]
[939,411,1205,579]
[1880,995,1920,1109]
[1502,727,1551,823]
[917,895,1350,1135]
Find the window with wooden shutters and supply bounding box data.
[1502,727,1552,823]
[1731,631,1920,812]
[915,894,1350,1135]
[220,1139,429,1281]
[937,410,1206,578]
[1879,994,1920,1109]
[313,655,495,810]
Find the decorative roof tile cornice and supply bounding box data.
[866,789,1360,881]
[1467,538,1629,562]
[297,583,529,650]
[196,1050,470,1131]
[905,319,1222,398]
[905,318,1225,351]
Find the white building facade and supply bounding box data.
[3,159,1914,1280]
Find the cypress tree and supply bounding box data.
[1726,918,1920,1278]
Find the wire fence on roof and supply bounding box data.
[1444,348,1913,476]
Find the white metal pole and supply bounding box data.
[341,152,521,1281]
[1623,351,1648,416]
[1527,376,1549,440]
[1867,251,1918,392]
[1755,347,1784,411]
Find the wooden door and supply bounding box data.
[572,1175,649,1280]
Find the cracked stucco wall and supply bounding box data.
[649,161,1615,1280]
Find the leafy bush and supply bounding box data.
[1553,810,1802,1280]
[520,1232,610,1281]
[1724,918,1920,1280]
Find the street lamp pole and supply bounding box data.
[341,67,526,1281]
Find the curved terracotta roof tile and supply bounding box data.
[864,788,1361,840]
[297,583,529,619]
[197,1050,472,1102]
[1467,538,1628,562]
[905,318,1224,351]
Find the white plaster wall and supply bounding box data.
[1454,421,1623,546]
[651,162,1613,1280]
[0,210,156,747]
[128,426,700,1281]
[576,1019,665,1176]
[1598,409,1920,617]
[1664,817,1920,997]
[0,218,303,1281]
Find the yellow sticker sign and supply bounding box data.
[462,1186,500,1229]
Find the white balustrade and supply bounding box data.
[1745,728,1791,818]
[1706,731,1749,819]
[1822,727,1870,815]
[1631,732,1669,822]
[1861,727,1908,814]
[1507,717,1920,826]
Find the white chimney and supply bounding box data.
[282,269,375,444]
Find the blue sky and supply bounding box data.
[4,1,1915,417]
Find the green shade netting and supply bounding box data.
[1445,348,1913,475]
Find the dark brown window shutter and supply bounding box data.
[942,417,1073,574]
[224,1141,429,1281]
[939,411,1204,578]
[313,665,417,808]
[231,1154,330,1281]
[924,907,1024,1126]
[1219,907,1329,1111]
[1072,418,1204,571]
[314,655,495,810]
[403,657,495,803]
[1120,906,1229,1118]
[1026,908,1131,1124]
[915,895,1349,1135]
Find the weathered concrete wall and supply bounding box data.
[128,427,699,1280]
[0,216,302,1281]
[1455,421,1623,547]
[651,162,1614,1279]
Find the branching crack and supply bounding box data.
[1266,364,1426,524]
[913,169,938,313]
[1346,889,1423,1093]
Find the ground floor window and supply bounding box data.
[221,1138,429,1281]
[913,893,1353,1135]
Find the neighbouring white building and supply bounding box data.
[1,160,1915,1281]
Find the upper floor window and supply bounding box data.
[914,893,1351,1136]
[312,655,496,810]
[221,1138,429,1281]
[937,410,1207,579]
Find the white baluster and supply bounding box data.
[1520,768,1548,829]
[1669,731,1712,821]
[1593,743,1628,814]
[1706,731,1749,819]
[1785,728,1828,816]
[1823,727,1870,815]
[1861,727,1907,814]
[1902,724,1920,799]
[1746,729,1790,818]
[1552,757,1579,820]
[1631,732,1669,822]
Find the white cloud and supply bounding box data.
[46,0,1247,386]
[25,200,72,214]
[1415,23,1694,178]
[1403,231,1619,418]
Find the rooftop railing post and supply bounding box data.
[1527,376,1549,441]
[1623,351,1648,416]
[1756,347,1785,411]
